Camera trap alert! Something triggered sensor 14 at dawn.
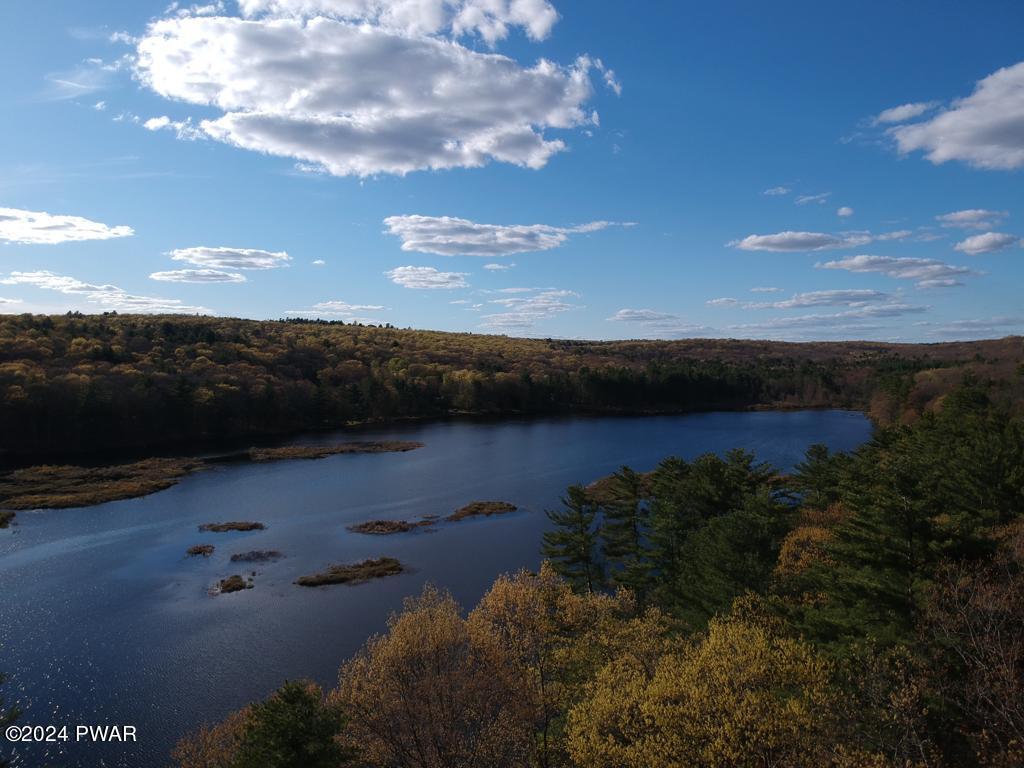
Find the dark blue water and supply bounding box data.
[0,410,871,767]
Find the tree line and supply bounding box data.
[2,313,1021,460]
[172,380,1024,767]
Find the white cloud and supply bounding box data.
[731,230,870,252]
[481,288,578,330]
[727,303,926,332]
[607,308,710,338]
[149,268,246,283]
[746,289,892,310]
[386,265,469,289]
[763,186,790,196]
[750,286,783,293]
[93,100,107,111]
[236,0,560,43]
[795,192,830,205]
[133,3,612,177]
[0,271,208,313]
[706,297,738,306]
[953,232,1021,255]
[872,101,936,125]
[143,115,205,140]
[383,215,631,256]
[312,259,326,266]
[0,297,23,305]
[0,207,133,245]
[936,209,1008,229]
[837,206,854,217]
[169,246,290,269]
[817,254,978,288]
[483,262,515,270]
[286,299,386,316]
[889,61,1024,170]
[918,316,1024,339]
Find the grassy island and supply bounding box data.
[230,550,282,562]
[186,544,215,557]
[247,441,423,462]
[446,501,518,521]
[216,575,253,594]
[199,521,265,533]
[347,519,435,535]
[296,557,404,587]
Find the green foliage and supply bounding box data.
[599,467,650,597]
[231,681,353,768]
[2,314,1018,459]
[542,485,604,593]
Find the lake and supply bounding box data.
[0,410,872,767]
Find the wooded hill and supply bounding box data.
[1,312,1021,460]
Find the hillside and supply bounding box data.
[1,313,1022,461]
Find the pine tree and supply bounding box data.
[600,466,651,598]
[542,485,603,593]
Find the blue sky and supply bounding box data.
[1,0,1022,341]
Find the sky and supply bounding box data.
[1,0,1023,342]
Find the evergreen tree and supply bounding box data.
[233,681,353,768]
[599,466,651,598]
[542,485,603,593]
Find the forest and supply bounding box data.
[168,381,1024,767]
[1,312,1022,461]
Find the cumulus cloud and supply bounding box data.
[150,268,246,283]
[132,1,613,177]
[312,259,326,266]
[169,246,290,270]
[953,232,1021,255]
[817,254,978,288]
[873,101,937,125]
[481,288,578,330]
[731,231,870,252]
[383,215,630,256]
[0,271,208,313]
[706,297,738,307]
[763,186,790,196]
[837,206,854,217]
[386,265,469,289]
[0,207,133,245]
[235,0,560,43]
[483,262,515,270]
[0,297,23,306]
[889,61,1024,170]
[936,209,1008,229]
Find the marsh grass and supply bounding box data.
[217,575,253,594]
[446,501,517,522]
[347,519,436,535]
[0,441,424,512]
[199,521,265,533]
[187,544,215,557]
[230,550,283,562]
[296,557,403,587]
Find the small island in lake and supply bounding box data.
[187,544,215,557]
[446,501,518,522]
[0,510,14,528]
[296,557,404,586]
[348,519,436,535]
[216,575,253,594]
[230,550,283,562]
[246,441,423,462]
[199,521,266,533]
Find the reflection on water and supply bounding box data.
[0,410,872,767]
